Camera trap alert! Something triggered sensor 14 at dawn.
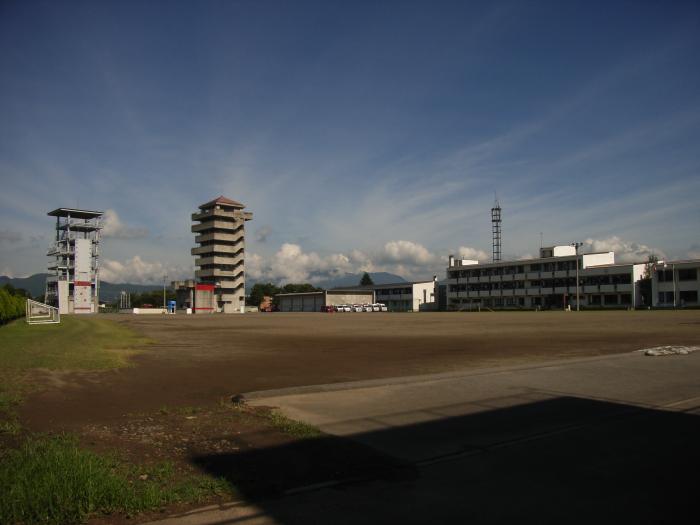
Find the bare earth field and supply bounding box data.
[8,310,699,523]
[22,310,700,432]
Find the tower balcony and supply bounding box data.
[194,231,244,244]
[191,244,244,256]
[195,268,244,280]
[194,254,244,267]
[191,220,245,233]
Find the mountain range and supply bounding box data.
[0,274,163,303]
[0,272,408,302]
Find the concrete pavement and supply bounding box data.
[245,350,700,463]
[146,350,700,525]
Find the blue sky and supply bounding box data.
[1,0,699,284]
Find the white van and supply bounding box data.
[378,303,388,312]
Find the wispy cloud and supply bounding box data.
[0,229,22,243]
[255,225,272,243]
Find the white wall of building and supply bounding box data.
[652,261,700,307]
[582,252,615,268]
[412,282,436,311]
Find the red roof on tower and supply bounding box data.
[199,195,246,209]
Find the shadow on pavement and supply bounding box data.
[191,396,699,524]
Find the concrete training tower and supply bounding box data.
[491,197,502,262]
[45,208,103,314]
[191,196,252,313]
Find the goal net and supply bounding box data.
[26,299,60,325]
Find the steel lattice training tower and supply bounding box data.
[191,196,253,313]
[45,208,103,314]
[491,198,502,262]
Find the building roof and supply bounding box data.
[448,251,615,269]
[199,195,246,209]
[47,208,103,219]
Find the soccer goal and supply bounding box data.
[26,299,60,325]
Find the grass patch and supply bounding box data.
[0,316,150,371]
[0,316,150,436]
[260,409,322,439]
[0,434,233,525]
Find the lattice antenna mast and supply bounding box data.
[491,195,502,262]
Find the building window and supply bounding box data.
[679,290,698,303]
[658,291,674,304]
[656,270,673,282]
[678,269,697,281]
[620,294,631,305]
[604,295,618,305]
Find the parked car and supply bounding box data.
[371,303,381,312]
[363,304,374,312]
[353,304,364,312]
[379,303,388,312]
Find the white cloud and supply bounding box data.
[100,255,191,284]
[247,240,486,285]
[379,240,436,266]
[457,246,489,261]
[102,209,149,239]
[584,236,665,263]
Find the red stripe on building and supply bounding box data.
[74,281,92,287]
[195,284,215,291]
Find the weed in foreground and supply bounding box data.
[0,434,233,525]
[261,409,322,439]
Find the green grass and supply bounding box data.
[0,316,150,436]
[0,434,233,525]
[0,316,150,371]
[261,409,322,439]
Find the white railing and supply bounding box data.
[26,299,60,324]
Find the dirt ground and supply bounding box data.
[11,310,700,522]
[21,310,700,432]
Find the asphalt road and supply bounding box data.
[147,349,700,525]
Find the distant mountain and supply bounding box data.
[315,272,408,289]
[3,271,410,303]
[0,273,49,298]
[244,272,408,293]
[0,273,162,302]
[97,281,163,302]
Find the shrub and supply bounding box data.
[0,286,27,325]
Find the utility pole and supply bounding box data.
[571,242,583,311]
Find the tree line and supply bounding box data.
[0,284,30,325]
[110,289,177,308]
